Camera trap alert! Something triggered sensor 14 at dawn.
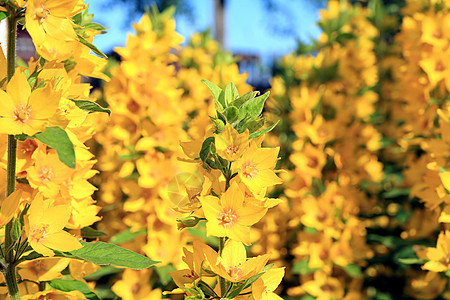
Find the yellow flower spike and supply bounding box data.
[25,194,82,257]
[252,267,285,300]
[199,182,267,245]
[0,70,61,135]
[215,123,249,161]
[25,0,79,45]
[0,190,22,227]
[235,144,283,195]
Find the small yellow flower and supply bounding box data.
[25,0,78,45]
[215,123,249,161]
[0,70,60,136]
[213,239,270,282]
[27,149,74,198]
[199,182,267,245]
[235,144,282,194]
[25,194,82,257]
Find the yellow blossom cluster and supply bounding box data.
[91,7,257,298]
[0,1,158,299]
[381,0,450,297]
[263,1,382,298]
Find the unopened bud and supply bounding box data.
[177,216,200,230]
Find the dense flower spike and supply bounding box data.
[0,1,156,299]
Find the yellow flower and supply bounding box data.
[212,239,270,282]
[27,149,74,198]
[301,270,344,300]
[423,231,450,272]
[18,257,71,282]
[215,123,249,161]
[25,0,78,45]
[252,267,285,300]
[0,70,60,135]
[199,182,267,245]
[25,194,82,257]
[235,144,283,194]
[112,269,162,300]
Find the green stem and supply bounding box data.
[218,237,226,297]
[3,5,20,300]
[218,162,232,297]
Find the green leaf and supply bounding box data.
[81,227,107,239]
[201,80,222,100]
[230,90,255,108]
[397,258,427,265]
[11,218,22,241]
[249,120,280,139]
[197,280,219,298]
[342,263,362,278]
[77,34,107,58]
[199,136,215,163]
[224,106,239,124]
[83,22,108,34]
[35,127,76,169]
[84,266,122,281]
[66,241,159,270]
[224,82,239,105]
[201,79,224,111]
[109,228,146,245]
[239,91,270,121]
[49,279,99,300]
[69,99,111,118]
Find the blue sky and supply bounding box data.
[89,0,322,63]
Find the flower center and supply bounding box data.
[30,224,49,243]
[19,139,38,158]
[241,161,258,179]
[38,167,55,184]
[218,208,238,227]
[14,104,32,123]
[35,6,50,21]
[226,144,239,155]
[227,265,243,281]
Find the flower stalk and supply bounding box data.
[3,4,20,300]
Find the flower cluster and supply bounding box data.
[166,80,284,298]
[91,7,257,298]
[0,1,156,299]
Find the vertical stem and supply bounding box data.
[3,5,19,300]
[219,162,232,297]
[218,237,226,297]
